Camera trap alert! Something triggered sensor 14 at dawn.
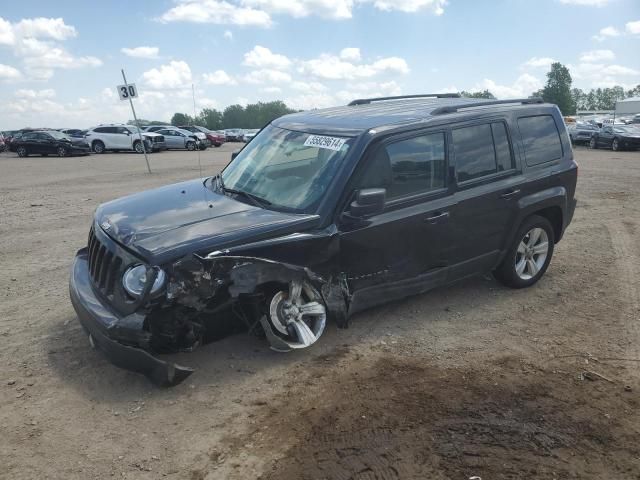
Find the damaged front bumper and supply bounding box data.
[69,249,194,387]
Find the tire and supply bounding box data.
[92,141,105,154]
[57,146,67,157]
[493,215,555,289]
[42,153,49,157]
[17,146,27,157]
[133,141,144,154]
[612,138,620,151]
[589,136,597,149]
[186,141,196,151]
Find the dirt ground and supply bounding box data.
[1,144,639,480]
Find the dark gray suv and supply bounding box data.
[69,94,577,385]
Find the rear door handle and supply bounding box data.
[425,211,449,223]
[500,189,520,199]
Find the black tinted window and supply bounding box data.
[22,132,36,140]
[453,124,496,182]
[492,123,514,172]
[93,127,108,133]
[518,115,563,166]
[359,133,446,199]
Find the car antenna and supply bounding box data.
[192,83,203,180]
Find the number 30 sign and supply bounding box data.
[117,83,138,101]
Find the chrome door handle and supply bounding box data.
[500,189,520,199]
[425,211,449,223]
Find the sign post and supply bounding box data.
[118,69,151,173]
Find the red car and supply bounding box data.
[178,125,225,147]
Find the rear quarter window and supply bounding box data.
[518,115,563,166]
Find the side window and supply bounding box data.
[359,132,446,199]
[452,124,495,182]
[491,123,514,172]
[517,115,563,166]
[117,127,130,134]
[93,127,107,134]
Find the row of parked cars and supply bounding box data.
[567,119,640,151]
[1,125,259,158]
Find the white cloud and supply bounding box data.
[243,45,291,69]
[224,30,233,39]
[339,47,361,62]
[203,69,237,85]
[593,26,620,41]
[13,17,77,41]
[285,79,402,111]
[160,1,272,26]
[262,86,282,93]
[602,65,639,76]
[471,73,542,99]
[291,80,328,92]
[243,0,354,19]
[522,57,556,69]
[142,60,192,89]
[121,46,159,59]
[626,20,640,35]
[0,63,21,80]
[243,68,292,84]
[298,52,409,80]
[579,49,615,62]
[558,0,610,5]
[360,0,447,14]
[0,17,101,81]
[14,88,55,99]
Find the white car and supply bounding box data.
[243,129,259,142]
[85,124,167,153]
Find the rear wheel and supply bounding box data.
[589,136,597,149]
[17,146,27,157]
[57,146,67,157]
[494,215,555,289]
[92,140,105,154]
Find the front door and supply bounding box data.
[598,125,614,148]
[338,130,456,313]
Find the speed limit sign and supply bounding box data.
[117,83,138,101]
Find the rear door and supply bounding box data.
[339,130,456,308]
[447,120,521,277]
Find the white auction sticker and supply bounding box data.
[304,135,347,151]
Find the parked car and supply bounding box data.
[85,124,166,153]
[147,125,209,149]
[178,125,224,147]
[13,130,91,157]
[0,134,5,153]
[224,128,244,141]
[243,129,259,142]
[589,124,640,151]
[69,94,577,386]
[155,127,201,150]
[567,122,599,145]
[58,128,87,138]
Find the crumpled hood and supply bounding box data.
[95,178,319,264]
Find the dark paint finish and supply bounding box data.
[592,125,640,150]
[13,130,90,156]
[70,97,578,385]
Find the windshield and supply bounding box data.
[220,124,352,212]
[614,126,640,134]
[48,130,72,140]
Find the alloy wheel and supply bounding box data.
[589,137,597,149]
[57,146,67,157]
[268,280,326,349]
[514,227,549,281]
[612,138,619,151]
[17,146,27,157]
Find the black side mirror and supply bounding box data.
[349,188,386,217]
[231,150,241,161]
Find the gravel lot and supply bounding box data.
[1,145,640,479]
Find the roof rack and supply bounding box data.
[348,93,461,106]
[431,97,544,115]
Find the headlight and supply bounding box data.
[122,265,166,298]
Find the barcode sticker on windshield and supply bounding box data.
[304,135,347,151]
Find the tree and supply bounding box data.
[221,104,245,128]
[541,63,575,115]
[170,113,193,126]
[460,90,495,99]
[197,108,223,130]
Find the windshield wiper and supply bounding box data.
[212,174,271,208]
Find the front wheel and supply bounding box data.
[612,138,620,151]
[494,215,555,289]
[186,141,196,151]
[17,146,27,157]
[133,141,145,153]
[589,137,597,149]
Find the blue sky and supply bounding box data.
[1,0,639,129]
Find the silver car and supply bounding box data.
[155,127,201,151]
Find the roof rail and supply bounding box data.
[348,93,461,106]
[431,97,544,115]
